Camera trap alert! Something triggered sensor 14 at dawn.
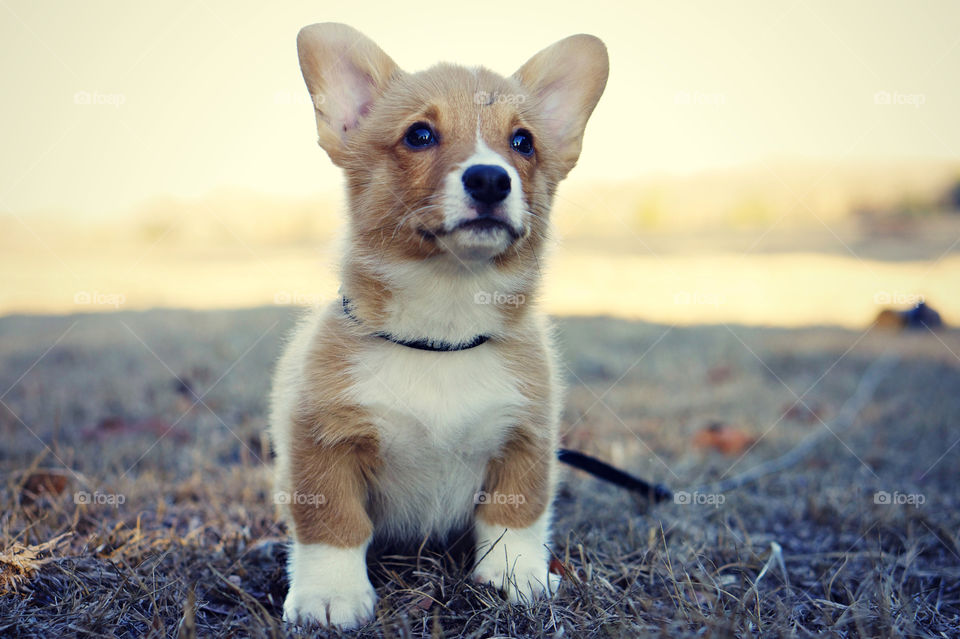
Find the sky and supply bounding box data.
[1,0,959,218]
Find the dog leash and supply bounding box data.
[558,448,673,503]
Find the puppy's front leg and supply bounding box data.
[473,430,559,603]
[283,434,378,629]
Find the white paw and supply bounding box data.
[282,541,376,629]
[473,515,558,603]
[473,552,560,603]
[283,582,377,629]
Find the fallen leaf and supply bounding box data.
[693,422,756,455]
[549,558,568,578]
[20,471,70,501]
[414,595,434,611]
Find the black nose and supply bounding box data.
[462,164,511,205]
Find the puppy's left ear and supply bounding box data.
[513,35,609,176]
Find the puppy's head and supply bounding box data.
[297,23,607,266]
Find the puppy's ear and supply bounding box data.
[513,35,608,176]
[297,23,400,165]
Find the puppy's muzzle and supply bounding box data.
[458,164,520,238]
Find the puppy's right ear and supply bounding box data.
[297,23,400,166]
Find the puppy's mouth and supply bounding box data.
[455,217,522,239]
[420,217,523,241]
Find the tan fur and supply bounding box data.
[478,429,553,529]
[282,314,378,547]
[289,435,377,547]
[477,330,558,528]
[338,64,557,329]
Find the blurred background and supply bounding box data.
[1,0,959,326]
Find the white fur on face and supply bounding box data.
[438,132,527,261]
[473,507,560,602]
[283,540,376,629]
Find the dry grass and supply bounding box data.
[1,308,958,638]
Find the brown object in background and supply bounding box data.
[693,422,756,455]
[19,471,71,504]
[706,364,735,385]
[549,557,569,578]
[874,301,944,331]
[782,402,824,425]
[874,309,904,329]
[81,416,190,443]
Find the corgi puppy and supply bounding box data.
[270,23,607,628]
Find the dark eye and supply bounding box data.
[511,129,534,156]
[404,122,437,149]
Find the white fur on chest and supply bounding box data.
[359,256,532,344]
[348,341,526,540]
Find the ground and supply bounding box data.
[1,308,958,638]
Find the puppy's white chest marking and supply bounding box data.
[349,343,526,538]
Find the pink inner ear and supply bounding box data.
[333,66,377,134]
[538,80,577,140]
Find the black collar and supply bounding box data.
[341,297,490,352]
